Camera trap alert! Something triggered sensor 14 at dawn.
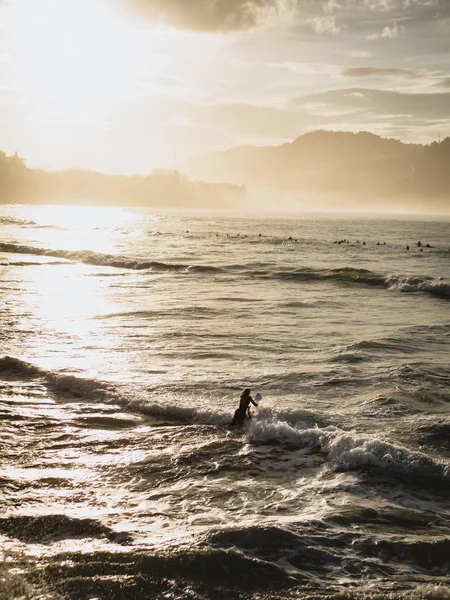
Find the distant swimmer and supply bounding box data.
[406,245,410,251]
[229,389,258,428]
[417,241,422,247]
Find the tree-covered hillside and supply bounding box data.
[0,151,245,209]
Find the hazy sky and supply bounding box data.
[1,0,449,174]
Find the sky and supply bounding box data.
[0,0,449,174]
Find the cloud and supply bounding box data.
[342,67,424,79]
[367,22,405,39]
[292,87,450,120]
[349,50,376,58]
[124,0,289,32]
[403,0,439,6]
[309,15,341,34]
[180,90,450,152]
[435,77,450,89]
[362,0,398,10]
[323,0,342,13]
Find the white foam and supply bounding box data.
[131,398,230,427]
[249,418,450,484]
[386,276,450,298]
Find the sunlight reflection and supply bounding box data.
[26,205,145,254]
[14,260,125,376]
[0,467,89,481]
[29,263,117,330]
[28,205,142,231]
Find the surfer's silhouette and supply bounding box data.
[229,388,258,428]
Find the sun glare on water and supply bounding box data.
[5,205,148,377]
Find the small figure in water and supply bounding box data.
[229,388,258,428]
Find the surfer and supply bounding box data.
[229,388,258,428]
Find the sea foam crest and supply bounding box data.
[0,355,115,400]
[386,275,450,299]
[0,217,62,230]
[131,398,231,426]
[249,417,450,485]
[0,242,220,273]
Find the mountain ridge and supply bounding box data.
[185,130,450,212]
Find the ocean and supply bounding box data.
[0,204,449,600]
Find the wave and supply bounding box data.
[0,514,130,544]
[42,546,294,596]
[248,418,450,487]
[0,356,233,426]
[6,260,69,267]
[0,216,61,229]
[130,398,231,427]
[208,524,450,582]
[0,356,115,401]
[334,322,450,366]
[386,276,450,299]
[263,267,450,299]
[267,266,386,286]
[355,537,450,573]
[1,241,449,300]
[0,242,223,273]
[416,423,450,452]
[97,306,219,321]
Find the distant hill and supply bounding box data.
[0,151,245,209]
[185,131,450,212]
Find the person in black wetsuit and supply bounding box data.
[229,388,258,428]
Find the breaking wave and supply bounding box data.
[386,275,450,299]
[0,242,223,273]
[0,356,116,401]
[269,267,450,298]
[269,266,386,286]
[0,216,61,229]
[1,241,449,299]
[249,418,450,487]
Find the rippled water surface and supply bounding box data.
[1,205,450,600]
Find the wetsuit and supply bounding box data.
[230,395,257,427]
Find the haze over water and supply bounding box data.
[1,0,450,598]
[1,205,449,599]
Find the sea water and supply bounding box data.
[0,205,449,600]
